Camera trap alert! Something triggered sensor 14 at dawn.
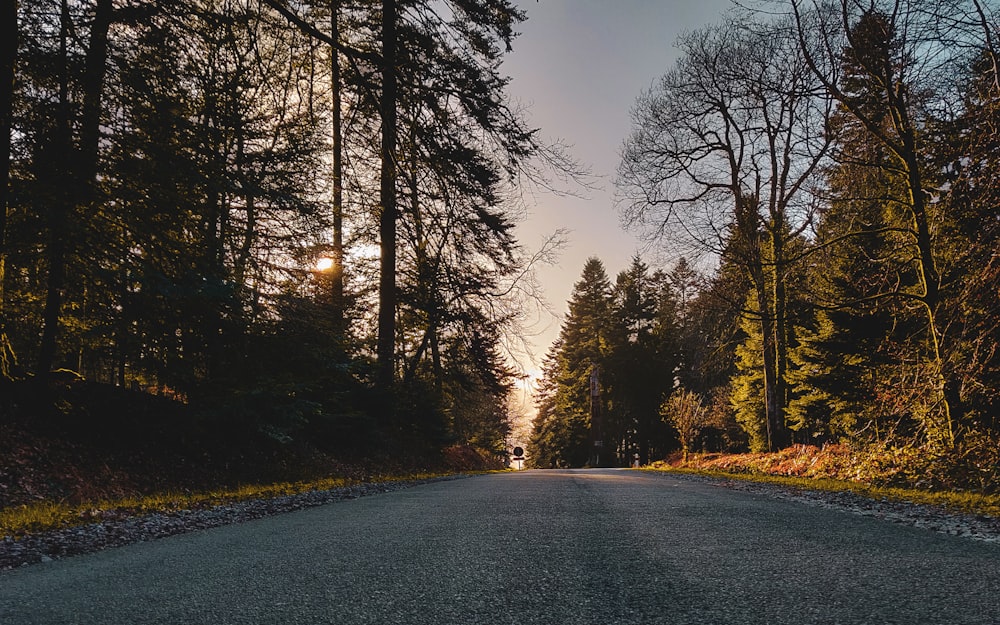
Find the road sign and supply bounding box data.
[512,446,524,457]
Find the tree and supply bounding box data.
[786,28,921,443]
[618,12,833,451]
[789,0,982,450]
[730,296,768,452]
[606,257,678,464]
[329,0,346,341]
[662,389,709,462]
[375,0,398,387]
[940,49,1000,439]
[0,0,16,378]
[528,258,613,467]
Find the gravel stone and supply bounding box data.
[670,473,1000,543]
[1,475,467,572]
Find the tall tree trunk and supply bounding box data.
[37,0,74,375]
[79,0,112,183]
[402,157,435,386]
[0,0,17,378]
[376,0,398,387]
[38,0,113,376]
[736,194,787,451]
[330,0,345,341]
[755,268,783,452]
[892,83,953,448]
[771,226,790,448]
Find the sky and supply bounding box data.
[500,0,733,423]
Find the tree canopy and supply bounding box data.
[526,1,1000,489]
[3,0,570,463]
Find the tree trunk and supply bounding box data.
[38,0,113,376]
[79,0,112,183]
[38,0,74,375]
[771,226,790,449]
[894,87,954,448]
[0,0,17,378]
[756,275,783,452]
[376,0,398,387]
[736,194,787,451]
[330,0,345,341]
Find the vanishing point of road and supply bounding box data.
[2,469,999,624]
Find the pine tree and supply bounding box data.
[730,295,767,452]
[528,257,613,467]
[790,8,942,446]
[925,48,1000,442]
[606,256,676,465]
[794,5,959,449]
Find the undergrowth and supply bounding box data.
[644,457,1000,519]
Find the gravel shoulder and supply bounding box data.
[1,475,469,571]
[664,472,1000,543]
[3,470,999,572]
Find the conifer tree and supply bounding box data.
[939,50,1000,437]
[792,3,959,449]
[730,295,767,452]
[528,258,613,467]
[607,257,678,464]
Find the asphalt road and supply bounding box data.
[2,469,1000,624]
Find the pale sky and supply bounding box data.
[503,0,733,393]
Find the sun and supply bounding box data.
[315,257,335,271]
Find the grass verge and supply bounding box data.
[0,471,458,539]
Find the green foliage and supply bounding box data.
[730,305,767,453]
[529,258,613,468]
[530,257,689,467]
[605,257,679,464]
[2,0,539,465]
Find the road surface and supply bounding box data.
[2,469,999,624]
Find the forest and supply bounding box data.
[4,0,1000,495]
[0,0,576,483]
[530,0,1000,491]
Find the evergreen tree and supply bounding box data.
[606,257,679,464]
[730,295,767,452]
[791,8,945,447]
[793,4,960,449]
[528,258,612,467]
[933,49,1000,441]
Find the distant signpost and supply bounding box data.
[512,446,525,470]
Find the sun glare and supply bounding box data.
[315,257,335,271]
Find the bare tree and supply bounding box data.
[618,13,833,451]
[662,389,709,462]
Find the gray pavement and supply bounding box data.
[2,469,999,624]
